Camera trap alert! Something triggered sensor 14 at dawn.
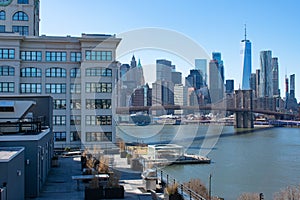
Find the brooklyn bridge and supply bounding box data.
[116,90,297,128]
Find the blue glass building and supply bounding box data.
[241,26,252,90]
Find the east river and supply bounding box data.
[117,124,300,199]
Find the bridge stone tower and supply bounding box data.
[234,90,254,128]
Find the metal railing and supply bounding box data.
[157,169,207,200]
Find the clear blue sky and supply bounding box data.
[40,0,300,100]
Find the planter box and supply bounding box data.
[51,159,59,167]
[84,187,104,200]
[165,193,184,200]
[120,151,127,158]
[104,186,124,199]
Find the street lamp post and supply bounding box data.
[208,173,212,200]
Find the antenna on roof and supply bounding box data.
[244,24,247,41]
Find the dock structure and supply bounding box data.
[143,144,210,167]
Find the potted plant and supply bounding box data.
[126,153,132,165]
[164,183,184,200]
[104,170,124,199]
[84,176,104,200]
[119,141,127,158]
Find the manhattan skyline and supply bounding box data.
[40,0,300,100]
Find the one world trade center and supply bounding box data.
[241,25,252,89]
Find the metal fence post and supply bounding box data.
[181,184,183,195]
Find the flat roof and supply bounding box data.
[0,147,24,162]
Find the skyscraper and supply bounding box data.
[208,60,224,103]
[259,50,273,97]
[290,74,295,99]
[225,79,234,94]
[185,69,204,89]
[212,52,224,83]
[250,73,256,96]
[156,59,172,82]
[241,26,252,90]
[272,57,279,96]
[195,59,207,85]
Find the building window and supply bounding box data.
[70,84,81,94]
[20,51,42,61]
[20,67,41,77]
[70,68,80,78]
[0,11,5,20]
[12,26,29,36]
[18,0,29,4]
[70,52,81,62]
[0,49,15,59]
[85,82,112,93]
[12,11,28,21]
[70,115,81,125]
[86,132,112,142]
[53,99,66,110]
[0,82,14,93]
[46,67,66,77]
[85,51,112,61]
[45,84,66,94]
[86,68,112,77]
[0,25,5,32]
[85,115,112,126]
[20,83,41,93]
[70,131,81,142]
[0,66,14,76]
[86,99,112,109]
[70,99,81,110]
[53,116,66,125]
[46,51,67,62]
[54,132,66,142]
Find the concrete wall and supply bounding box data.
[0,148,25,200]
[0,130,53,198]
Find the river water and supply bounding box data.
[117,124,300,199]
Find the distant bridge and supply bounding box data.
[116,105,296,119]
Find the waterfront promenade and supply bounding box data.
[34,155,154,200]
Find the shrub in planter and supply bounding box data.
[84,177,104,200]
[104,170,124,199]
[126,154,132,165]
[165,183,184,200]
[104,185,124,199]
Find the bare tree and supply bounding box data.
[237,193,260,200]
[274,185,300,200]
[184,178,209,199]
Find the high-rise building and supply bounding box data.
[212,52,224,83]
[272,57,279,96]
[250,73,256,96]
[225,79,234,94]
[0,0,40,36]
[195,59,207,85]
[0,0,121,149]
[174,84,188,114]
[241,26,252,89]
[208,59,224,103]
[259,50,273,97]
[290,74,295,99]
[131,84,152,107]
[172,71,182,84]
[256,69,260,98]
[185,69,204,89]
[152,80,174,115]
[156,59,172,82]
